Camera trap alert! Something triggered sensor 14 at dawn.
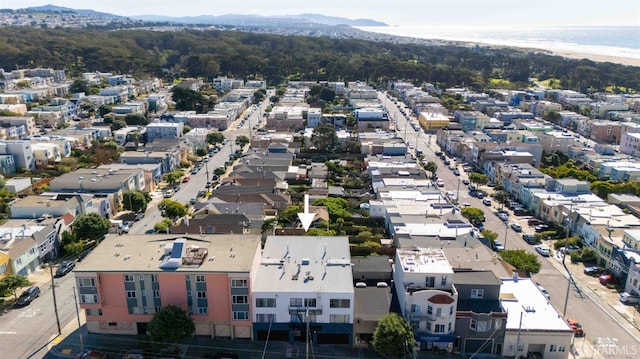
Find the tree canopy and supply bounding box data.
[372,313,416,359]
[160,199,188,219]
[122,190,150,213]
[313,197,351,220]
[0,275,31,300]
[468,172,489,185]
[148,305,195,343]
[311,125,338,152]
[461,207,485,226]
[500,249,542,275]
[73,213,111,241]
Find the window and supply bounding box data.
[124,275,134,282]
[559,346,566,352]
[256,314,275,323]
[470,319,477,330]
[198,307,208,314]
[329,299,350,308]
[410,304,421,313]
[471,289,484,299]
[441,276,447,286]
[78,278,96,287]
[139,275,145,282]
[151,274,158,282]
[550,345,557,352]
[0,263,6,275]
[477,320,489,332]
[86,308,103,316]
[231,278,248,288]
[197,291,207,298]
[126,291,136,298]
[290,298,303,307]
[426,322,431,331]
[427,305,433,315]
[141,290,146,297]
[153,290,160,298]
[16,258,22,266]
[495,319,503,329]
[256,298,276,307]
[29,248,36,255]
[143,306,149,315]
[108,322,117,327]
[436,308,442,317]
[435,324,445,333]
[450,306,454,315]
[426,276,435,287]
[304,298,317,307]
[233,295,248,304]
[233,311,249,320]
[155,306,162,313]
[196,275,205,282]
[330,314,350,323]
[81,294,98,304]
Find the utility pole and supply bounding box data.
[73,287,84,352]
[305,309,310,359]
[49,264,62,336]
[504,219,509,250]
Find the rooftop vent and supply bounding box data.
[301,258,310,265]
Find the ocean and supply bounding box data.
[357,26,640,64]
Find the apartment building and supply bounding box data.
[394,247,458,351]
[74,235,261,337]
[252,235,354,345]
[0,116,38,136]
[145,121,184,143]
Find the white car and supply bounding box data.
[493,240,505,251]
[535,245,551,257]
[619,292,640,304]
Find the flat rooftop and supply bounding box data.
[397,247,453,274]
[74,234,260,273]
[252,235,354,294]
[500,277,573,332]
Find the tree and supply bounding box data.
[97,104,112,117]
[500,249,542,275]
[313,197,351,219]
[214,167,226,176]
[0,275,31,300]
[492,190,510,209]
[469,172,489,186]
[164,170,185,185]
[311,125,338,152]
[69,79,89,94]
[148,305,195,343]
[278,205,301,225]
[111,119,127,131]
[73,213,111,241]
[372,313,416,359]
[195,148,207,157]
[253,90,265,102]
[461,207,485,226]
[235,135,250,148]
[124,113,148,126]
[154,218,174,233]
[122,190,148,213]
[206,132,225,145]
[319,87,336,102]
[261,218,277,235]
[424,161,438,179]
[481,229,499,243]
[182,125,192,134]
[161,199,188,219]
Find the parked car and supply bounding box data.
[511,223,522,232]
[534,224,549,233]
[535,245,551,257]
[190,198,197,205]
[444,159,451,165]
[182,176,190,183]
[476,192,485,199]
[528,218,545,226]
[566,318,585,337]
[619,292,640,304]
[144,229,156,235]
[437,179,445,187]
[498,212,509,221]
[16,286,40,306]
[522,233,536,244]
[55,261,76,277]
[453,169,460,176]
[163,189,175,198]
[514,208,530,216]
[482,198,491,206]
[462,179,470,185]
[599,274,615,285]
[583,266,603,276]
[560,245,581,254]
[492,240,505,252]
[205,181,213,188]
[537,284,550,300]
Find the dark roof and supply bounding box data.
[457,299,504,313]
[429,294,455,305]
[169,214,250,234]
[453,270,501,286]
[351,256,392,273]
[354,287,392,321]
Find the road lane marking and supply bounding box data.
[0,331,16,334]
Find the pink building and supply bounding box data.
[74,234,261,338]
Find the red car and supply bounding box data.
[566,318,585,337]
[599,274,614,285]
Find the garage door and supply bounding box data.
[215,324,231,338]
[234,325,251,339]
[195,322,212,336]
[463,338,493,354]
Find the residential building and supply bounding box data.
[589,120,621,144]
[252,235,354,345]
[119,150,180,175]
[453,271,507,356]
[0,140,35,170]
[0,223,58,276]
[145,121,184,143]
[538,131,574,155]
[74,234,261,337]
[394,247,457,351]
[418,112,450,131]
[500,277,574,359]
[0,116,37,136]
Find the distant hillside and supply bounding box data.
[22,4,126,19]
[132,13,387,27]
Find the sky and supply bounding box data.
[3,0,640,27]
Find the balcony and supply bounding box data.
[288,306,323,315]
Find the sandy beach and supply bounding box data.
[549,50,640,67]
